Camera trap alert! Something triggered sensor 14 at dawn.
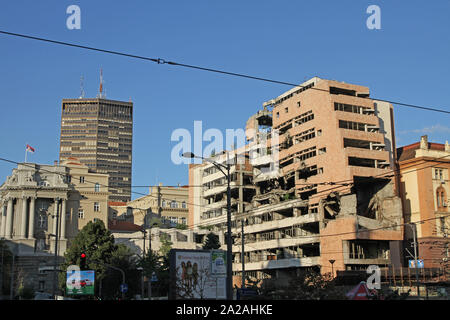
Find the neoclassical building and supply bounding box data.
[0,158,109,294]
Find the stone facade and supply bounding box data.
[0,159,109,295]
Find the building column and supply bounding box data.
[5,198,14,239]
[60,199,67,239]
[53,198,59,236]
[20,196,28,239]
[28,196,36,239]
[0,202,6,237]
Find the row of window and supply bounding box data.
[161,200,187,209]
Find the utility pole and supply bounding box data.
[410,223,420,297]
[148,227,152,300]
[52,198,60,300]
[226,158,232,300]
[241,219,245,289]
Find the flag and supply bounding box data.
[26,144,35,153]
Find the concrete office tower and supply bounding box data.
[189,77,404,287]
[59,97,133,202]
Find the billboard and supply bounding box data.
[66,270,95,295]
[169,249,226,300]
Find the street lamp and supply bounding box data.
[183,151,233,300]
[406,223,421,297]
[329,259,335,277]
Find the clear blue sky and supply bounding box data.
[0,0,449,199]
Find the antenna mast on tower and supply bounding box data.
[97,68,106,98]
[79,75,85,99]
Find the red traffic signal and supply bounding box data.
[80,252,87,270]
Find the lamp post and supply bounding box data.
[406,223,421,297]
[329,259,335,277]
[183,152,233,300]
[51,197,60,300]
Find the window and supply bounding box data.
[78,209,85,219]
[95,183,100,192]
[38,214,47,228]
[276,112,279,118]
[297,101,301,107]
[162,200,166,207]
[317,129,322,136]
[170,201,178,208]
[285,107,289,113]
[79,176,85,183]
[94,202,100,212]
[39,281,45,291]
[181,201,187,209]
[435,168,444,181]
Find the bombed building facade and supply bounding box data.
[188,77,404,286]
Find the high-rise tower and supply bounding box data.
[59,72,133,202]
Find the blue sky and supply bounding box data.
[0,0,449,199]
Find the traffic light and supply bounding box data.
[80,252,87,270]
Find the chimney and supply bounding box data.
[446,141,450,152]
[420,135,428,150]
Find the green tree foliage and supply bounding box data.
[202,232,221,250]
[59,220,140,299]
[257,271,347,300]
[159,233,173,258]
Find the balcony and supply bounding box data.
[233,256,320,272]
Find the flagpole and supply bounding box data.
[25,145,28,163]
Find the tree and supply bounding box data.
[257,270,347,300]
[202,232,221,250]
[101,244,140,300]
[159,233,173,258]
[59,220,140,299]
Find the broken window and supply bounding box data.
[329,87,356,96]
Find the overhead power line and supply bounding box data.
[0,30,449,115]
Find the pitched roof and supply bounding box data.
[108,219,142,232]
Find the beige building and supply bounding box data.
[188,77,404,286]
[397,136,450,269]
[60,157,110,236]
[108,184,189,229]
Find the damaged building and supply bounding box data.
[188,77,404,286]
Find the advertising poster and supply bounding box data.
[66,270,95,295]
[211,250,226,277]
[170,249,227,299]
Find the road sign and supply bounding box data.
[120,283,128,293]
[151,272,158,282]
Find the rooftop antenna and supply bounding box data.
[79,75,85,99]
[97,68,106,98]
